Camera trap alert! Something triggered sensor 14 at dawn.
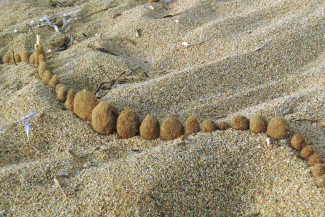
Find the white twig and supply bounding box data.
[54,177,68,198]
[25,120,40,153]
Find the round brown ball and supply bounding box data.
[217,121,229,130]
[39,54,45,63]
[139,114,160,140]
[38,62,47,78]
[300,145,314,160]
[290,133,305,151]
[249,115,267,133]
[20,50,31,62]
[57,85,68,102]
[316,175,325,188]
[49,75,59,88]
[160,117,184,141]
[73,90,98,121]
[64,89,76,111]
[29,53,35,65]
[266,116,290,139]
[55,84,64,94]
[185,116,200,134]
[41,70,51,83]
[308,153,323,167]
[92,101,119,135]
[201,119,217,133]
[231,115,249,130]
[116,108,140,139]
[312,164,325,177]
[14,54,21,63]
[2,55,10,63]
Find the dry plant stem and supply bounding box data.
[12,51,17,66]
[295,119,325,126]
[28,140,41,153]
[54,177,68,198]
[79,4,117,20]
[68,149,88,168]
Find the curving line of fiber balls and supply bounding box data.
[1,39,324,188]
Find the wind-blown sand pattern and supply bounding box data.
[0,0,324,216]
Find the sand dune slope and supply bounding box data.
[0,0,324,216]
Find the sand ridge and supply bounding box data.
[0,0,325,216]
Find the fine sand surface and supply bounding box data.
[0,0,324,216]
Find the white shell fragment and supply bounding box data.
[266,137,270,145]
[182,41,190,47]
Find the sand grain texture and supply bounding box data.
[0,0,324,216]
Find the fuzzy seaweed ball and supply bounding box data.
[231,115,249,130]
[2,55,10,63]
[14,54,21,63]
[116,108,140,139]
[64,89,76,111]
[249,115,267,133]
[300,145,314,160]
[160,117,184,141]
[73,90,98,121]
[312,164,325,177]
[57,85,68,102]
[92,101,119,135]
[185,116,200,134]
[140,114,160,140]
[316,175,325,188]
[41,70,51,83]
[308,153,323,167]
[20,50,30,62]
[202,119,217,133]
[38,62,47,78]
[49,75,59,88]
[290,133,305,151]
[217,121,229,130]
[266,116,290,139]
[29,53,35,65]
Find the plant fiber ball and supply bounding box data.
[64,89,76,111]
[316,175,325,188]
[217,121,229,130]
[57,85,68,102]
[2,55,10,63]
[49,75,59,88]
[116,108,140,139]
[160,117,184,141]
[300,145,314,160]
[202,119,217,133]
[308,153,323,167]
[231,115,249,130]
[20,50,30,62]
[266,116,290,139]
[312,164,325,177]
[14,54,21,63]
[38,62,47,78]
[29,53,35,65]
[55,84,64,94]
[140,114,160,140]
[42,70,51,83]
[73,90,98,121]
[249,115,267,133]
[39,54,45,63]
[290,133,305,151]
[92,101,119,135]
[185,116,200,134]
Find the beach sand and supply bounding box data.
[0,0,324,216]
